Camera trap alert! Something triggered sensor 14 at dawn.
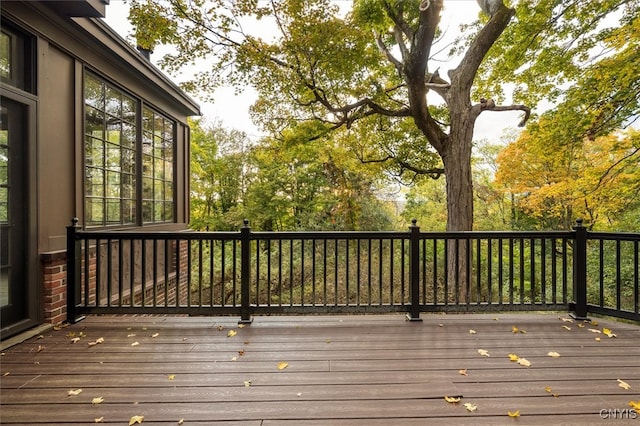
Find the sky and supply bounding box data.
[103,0,524,143]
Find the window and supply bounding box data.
[142,107,174,223]
[84,72,175,227]
[0,25,35,93]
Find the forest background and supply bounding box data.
[106,0,640,233]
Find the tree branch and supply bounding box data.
[474,100,531,127]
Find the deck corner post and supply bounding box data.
[407,219,423,322]
[66,218,82,324]
[239,219,253,325]
[572,218,589,321]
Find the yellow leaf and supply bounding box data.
[458,369,468,376]
[477,349,490,357]
[589,328,601,334]
[92,396,104,404]
[67,389,83,396]
[591,321,599,326]
[238,324,246,328]
[227,330,237,338]
[547,351,561,358]
[603,328,616,338]
[508,353,519,362]
[545,386,552,393]
[577,323,585,328]
[129,415,144,425]
[507,410,520,417]
[463,402,478,412]
[560,317,573,323]
[95,417,104,423]
[511,325,519,333]
[618,379,631,390]
[244,380,251,387]
[595,337,601,342]
[629,400,640,411]
[131,341,140,347]
[277,361,289,370]
[444,396,461,403]
[562,325,571,331]
[517,357,531,367]
[469,329,476,334]
[168,374,176,380]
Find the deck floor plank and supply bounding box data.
[1,313,638,425]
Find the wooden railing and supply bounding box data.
[66,219,639,323]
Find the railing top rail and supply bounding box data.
[250,231,410,240]
[73,230,241,241]
[418,230,574,239]
[587,231,640,241]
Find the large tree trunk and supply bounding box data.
[442,115,475,303]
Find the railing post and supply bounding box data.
[407,219,422,322]
[66,218,82,324]
[572,218,589,320]
[239,219,253,325]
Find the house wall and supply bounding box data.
[1,1,199,332]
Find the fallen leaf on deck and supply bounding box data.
[2,372,10,377]
[217,325,224,331]
[517,358,531,367]
[589,328,601,334]
[562,325,571,331]
[151,333,159,338]
[477,349,490,357]
[238,350,245,356]
[168,374,176,380]
[231,356,237,361]
[131,341,139,347]
[444,396,461,403]
[70,337,81,344]
[577,323,585,328]
[178,419,184,425]
[603,328,616,338]
[67,389,83,396]
[297,392,302,397]
[511,325,519,333]
[469,329,476,334]
[88,337,104,346]
[508,353,519,362]
[438,323,444,327]
[227,330,237,338]
[458,369,468,376]
[507,410,520,417]
[618,379,631,390]
[36,345,45,352]
[91,396,104,404]
[238,324,246,329]
[629,400,640,410]
[595,337,601,342]
[547,351,561,358]
[463,402,478,412]
[95,417,104,423]
[591,321,599,326]
[129,415,144,425]
[560,317,573,323]
[244,380,251,387]
[277,361,289,370]
[127,333,136,338]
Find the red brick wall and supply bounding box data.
[41,251,68,325]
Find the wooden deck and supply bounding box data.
[1,313,639,425]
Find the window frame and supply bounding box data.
[83,70,176,229]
